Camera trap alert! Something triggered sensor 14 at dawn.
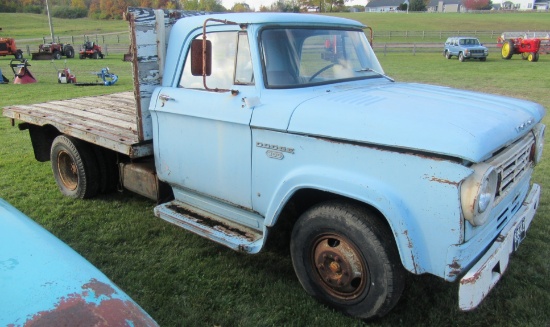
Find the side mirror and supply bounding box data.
[191,39,211,77]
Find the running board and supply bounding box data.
[154,201,264,253]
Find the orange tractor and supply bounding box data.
[0,28,24,59]
[498,32,549,62]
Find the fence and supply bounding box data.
[17,32,130,57]
[13,29,550,58]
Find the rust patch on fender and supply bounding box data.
[22,279,157,327]
[448,260,462,278]
[429,176,459,186]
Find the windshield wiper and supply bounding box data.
[356,68,394,82]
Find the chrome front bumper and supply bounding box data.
[458,183,540,311]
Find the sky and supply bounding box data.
[220,0,368,11]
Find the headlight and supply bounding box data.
[461,163,498,226]
[464,49,469,55]
[532,123,545,164]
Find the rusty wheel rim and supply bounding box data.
[311,233,368,300]
[57,150,78,191]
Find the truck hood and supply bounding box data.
[287,83,545,162]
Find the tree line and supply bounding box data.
[0,0,494,19]
[0,0,356,18]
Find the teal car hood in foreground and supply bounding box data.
[288,82,545,162]
[0,199,158,326]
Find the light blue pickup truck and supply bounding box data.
[2,8,545,319]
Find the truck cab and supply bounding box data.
[148,12,544,319]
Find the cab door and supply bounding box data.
[151,31,256,209]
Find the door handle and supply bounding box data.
[159,94,173,101]
[159,94,173,107]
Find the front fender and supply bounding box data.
[252,130,471,277]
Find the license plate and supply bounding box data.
[513,218,527,252]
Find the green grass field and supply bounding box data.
[1,12,550,327]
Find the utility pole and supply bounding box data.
[45,0,55,43]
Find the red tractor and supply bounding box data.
[79,41,104,59]
[0,28,24,59]
[32,43,75,60]
[498,32,542,62]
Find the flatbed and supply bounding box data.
[3,92,152,158]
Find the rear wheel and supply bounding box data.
[290,200,405,319]
[501,40,514,59]
[51,135,100,199]
[445,50,451,59]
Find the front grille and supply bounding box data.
[488,132,534,201]
[470,49,485,54]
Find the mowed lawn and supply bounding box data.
[1,12,550,327]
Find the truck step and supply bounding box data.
[154,201,264,253]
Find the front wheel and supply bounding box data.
[52,51,61,60]
[528,52,539,62]
[458,52,465,62]
[14,50,23,60]
[290,200,405,319]
[51,135,100,199]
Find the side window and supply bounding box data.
[179,31,253,89]
[235,32,254,85]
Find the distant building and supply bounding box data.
[494,0,548,9]
[364,0,405,12]
[364,0,548,11]
[426,0,463,12]
[364,0,463,11]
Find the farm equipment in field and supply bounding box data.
[74,67,117,86]
[32,43,75,60]
[497,32,550,62]
[10,59,37,84]
[51,60,76,84]
[79,41,104,59]
[0,28,24,59]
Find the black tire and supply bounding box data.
[92,52,99,59]
[528,52,539,62]
[290,200,405,319]
[521,52,529,60]
[501,39,514,60]
[458,52,465,62]
[52,51,61,60]
[92,146,119,194]
[444,50,451,59]
[64,46,74,58]
[99,52,104,59]
[51,135,100,199]
[14,50,23,60]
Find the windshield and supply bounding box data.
[260,28,384,88]
[459,39,480,46]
